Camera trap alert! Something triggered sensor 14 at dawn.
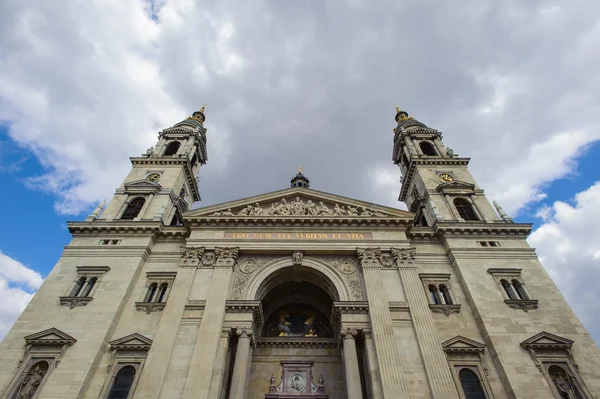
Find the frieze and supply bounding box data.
[208,197,388,218]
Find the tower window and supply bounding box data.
[169,210,184,226]
[429,284,440,304]
[136,272,175,313]
[163,141,181,156]
[458,368,487,399]
[453,198,479,221]
[419,141,437,156]
[191,153,198,165]
[489,268,538,311]
[421,274,461,315]
[439,284,453,305]
[500,279,516,300]
[121,197,145,220]
[512,279,529,300]
[107,365,136,399]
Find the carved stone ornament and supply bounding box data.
[135,302,166,314]
[232,258,263,300]
[292,250,304,265]
[329,258,363,300]
[339,327,358,340]
[429,304,461,317]
[236,326,254,341]
[356,248,382,268]
[215,247,240,268]
[505,299,539,312]
[180,246,204,267]
[59,296,93,309]
[208,196,388,218]
[391,247,416,268]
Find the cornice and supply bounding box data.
[130,156,200,201]
[434,221,532,237]
[68,220,163,236]
[187,217,410,228]
[255,338,338,349]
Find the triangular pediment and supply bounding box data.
[109,333,153,351]
[520,331,573,349]
[185,187,414,220]
[124,179,161,190]
[441,335,486,353]
[24,328,76,346]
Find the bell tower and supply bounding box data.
[92,107,208,225]
[391,105,511,226]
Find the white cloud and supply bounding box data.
[0,251,43,342]
[529,182,600,344]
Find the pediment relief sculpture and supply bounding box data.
[208,197,389,218]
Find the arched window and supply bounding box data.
[512,279,528,300]
[146,283,158,302]
[107,365,136,399]
[121,198,145,220]
[81,277,97,297]
[459,368,487,399]
[71,277,87,297]
[157,283,168,303]
[191,153,198,165]
[419,141,437,156]
[439,285,453,305]
[169,211,183,226]
[500,279,516,300]
[163,141,181,156]
[429,285,440,304]
[454,198,479,221]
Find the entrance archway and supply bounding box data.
[246,266,346,399]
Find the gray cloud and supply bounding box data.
[1,0,600,339]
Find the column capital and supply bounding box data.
[356,248,382,269]
[363,329,373,339]
[215,247,240,269]
[391,247,416,269]
[235,326,254,340]
[180,246,205,268]
[340,327,359,341]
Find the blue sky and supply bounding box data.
[1,0,600,345]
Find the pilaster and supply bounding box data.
[356,248,409,399]
[132,247,201,399]
[392,247,460,399]
[181,247,239,399]
[363,329,384,399]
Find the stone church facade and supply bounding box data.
[1,107,599,399]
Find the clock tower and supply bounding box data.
[93,107,208,225]
[391,105,510,226]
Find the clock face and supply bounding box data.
[438,173,454,183]
[146,173,161,183]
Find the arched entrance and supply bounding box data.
[247,266,346,399]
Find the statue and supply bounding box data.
[446,147,455,156]
[222,208,234,216]
[291,197,305,215]
[251,203,263,216]
[237,206,250,216]
[269,375,277,392]
[292,250,303,265]
[276,199,291,216]
[305,200,317,216]
[144,146,154,157]
[18,364,46,399]
[553,372,576,399]
[360,207,372,217]
[316,202,330,216]
[333,204,346,216]
[317,374,325,392]
[346,205,358,216]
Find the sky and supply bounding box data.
[0,0,599,344]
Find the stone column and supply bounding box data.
[228,327,254,399]
[340,328,363,399]
[182,247,239,399]
[207,328,232,398]
[133,247,203,399]
[363,329,384,399]
[391,248,460,399]
[357,248,409,399]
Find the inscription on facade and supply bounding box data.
[224,232,373,240]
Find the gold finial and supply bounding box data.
[298,164,302,174]
[395,104,401,113]
[200,104,207,113]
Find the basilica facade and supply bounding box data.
[1,107,599,399]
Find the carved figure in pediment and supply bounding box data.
[267,203,277,216]
[374,211,387,217]
[291,197,305,215]
[237,206,250,216]
[317,202,331,215]
[250,203,263,216]
[210,211,223,216]
[274,199,291,216]
[360,207,372,216]
[222,208,234,216]
[305,200,317,216]
[333,204,346,216]
[346,205,358,216]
